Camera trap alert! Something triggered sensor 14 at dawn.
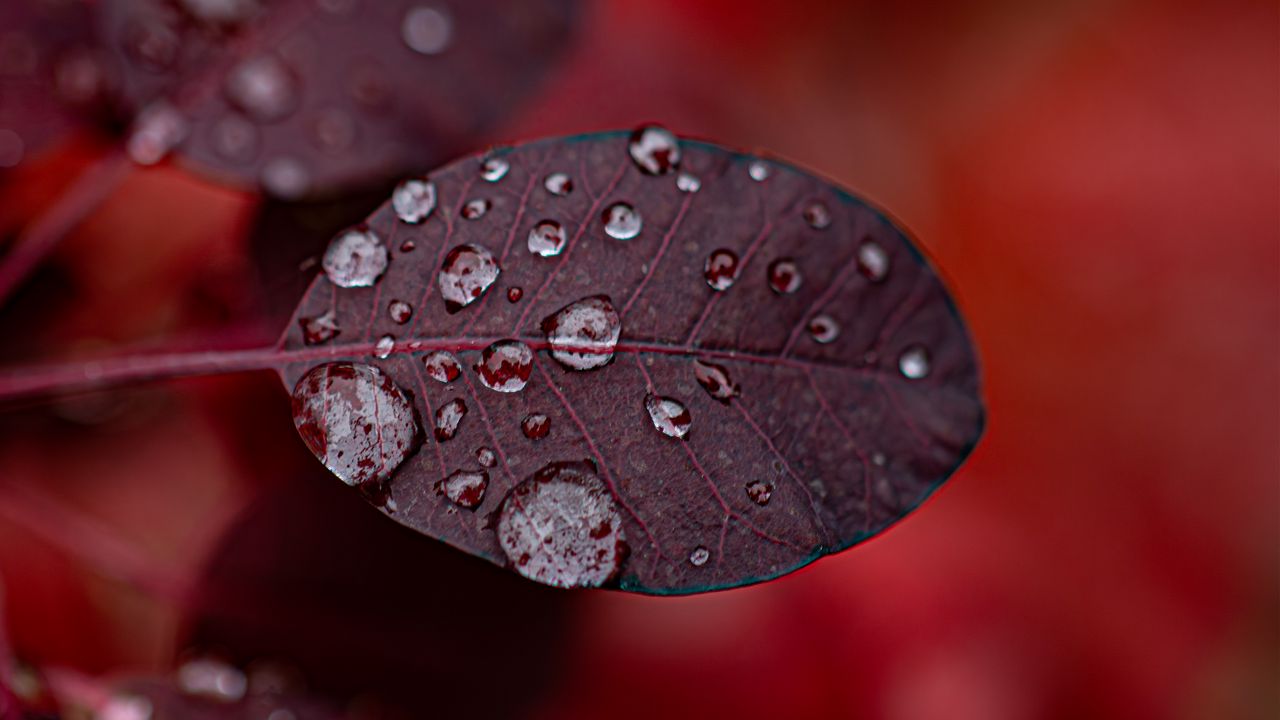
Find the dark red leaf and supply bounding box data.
[279,130,985,593]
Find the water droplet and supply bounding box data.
[291,363,420,485]
[628,124,681,175]
[53,48,107,106]
[402,5,453,55]
[521,413,550,440]
[693,359,737,402]
[544,172,573,196]
[857,241,889,282]
[438,244,499,312]
[898,345,931,379]
[688,546,710,566]
[803,202,831,229]
[807,314,839,343]
[461,198,491,220]
[527,219,567,257]
[392,178,437,223]
[126,103,188,165]
[225,55,297,122]
[676,172,701,193]
[507,286,524,303]
[323,227,388,288]
[602,202,642,240]
[434,398,467,441]
[496,461,628,589]
[210,114,259,162]
[872,451,887,467]
[299,311,340,345]
[475,340,533,392]
[767,259,803,294]
[440,469,487,509]
[400,240,417,253]
[480,154,509,182]
[748,160,770,181]
[476,446,496,468]
[99,693,153,720]
[422,350,461,383]
[260,156,311,199]
[704,249,739,291]
[541,296,621,371]
[388,300,413,324]
[374,334,395,359]
[176,658,248,702]
[645,394,691,439]
[745,480,773,506]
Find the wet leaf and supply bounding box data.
[277,129,985,594]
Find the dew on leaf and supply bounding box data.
[422,350,461,383]
[704,248,739,291]
[507,286,523,303]
[323,227,388,288]
[438,243,499,312]
[645,394,692,439]
[899,345,931,379]
[808,314,839,343]
[602,201,642,240]
[803,201,831,229]
[745,480,773,506]
[496,461,628,589]
[176,657,247,702]
[528,219,567,257]
[692,359,738,403]
[767,258,802,294]
[858,240,889,282]
[440,469,487,510]
[544,172,573,196]
[461,198,491,220]
[480,154,510,182]
[434,398,468,441]
[475,340,533,392]
[628,124,680,176]
[688,546,710,566]
[541,296,621,371]
[299,311,340,345]
[291,363,420,486]
[400,239,417,253]
[521,413,550,440]
[676,172,701,193]
[392,178,437,223]
[476,447,496,468]
[388,300,413,324]
[374,334,395,359]
[401,5,453,55]
[748,160,770,181]
[225,54,297,122]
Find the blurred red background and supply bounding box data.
[0,0,1275,719]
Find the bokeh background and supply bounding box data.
[0,0,1275,718]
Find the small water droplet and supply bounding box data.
[704,249,740,291]
[602,202,642,240]
[126,102,188,165]
[392,178,437,223]
[475,340,533,392]
[323,227,388,288]
[541,296,621,371]
[645,394,691,439]
[434,398,468,441]
[292,363,420,485]
[807,314,839,343]
[676,172,701,193]
[693,359,738,402]
[225,54,297,122]
[461,198,491,220]
[858,241,889,282]
[688,546,710,566]
[748,160,770,181]
[745,480,773,506]
[374,334,395,359]
[400,240,417,253]
[872,451,887,467]
[496,461,628,588]
[402,5,453,55]
[99,693,153,720]
[767,259,802,294]
[440,469,487,509]
[476,446,496,468]
[299,310,340,345]
[628,124,681,175]
[388,299,413,324]
[210,114,259,162]
[176,658,248,702]
[422,350,461,383]
[438,244,499,312]
[898,345,930,379]
[480,154,510,182]
[521,413,550,440]
[803,201,831,229]
[527,219,567,257]
[544,172,573,196]
[260,156,311,198]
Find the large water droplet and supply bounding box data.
[461,198,491,220]
[438,244,499,312]
[401,5,453,55]
[225,54,297,122]
[541,296,621,371]
[527,219,567,257]
[521,413,550,440]
[628,124,681,176]
[688,546,710,566]
[767,259,803,294]
[602,202,642,240]
[898,345,931,379]
[745,480,773,506]
[808,314,839,344]
[476,447,496,468]
[434,398,467,441]
[496,461,628,589]
[645,394,691,439]
[803,202,831,229]
[323,227,388,288]
[480,154,509,182]
[177,657,247,702]
[544,172,573,196]
[475,340,533,392]
[440,469,487,510]
[392,178,437,224]
[422,350,461,383]
[388,300,413,324]
[374,334,395,359]
[748,160,770,181]
[676,172,701,193]
[693,359,738,403]
[858,241,889,282]
[299,310,340,345]
[704,249,740,291]
[291,363,420,486]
